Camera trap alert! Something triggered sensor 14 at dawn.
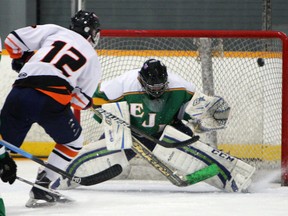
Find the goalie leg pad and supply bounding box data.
[157,125,255,192]
[51,139,130,190]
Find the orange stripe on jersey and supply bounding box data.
[5,38,22,59]
[54,144,79,158]
[36,88,72,105]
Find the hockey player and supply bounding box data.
[53,59,255,193]
[0,10,102,207]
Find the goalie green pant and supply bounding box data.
[0,196,5,216]
[52,126,255,192]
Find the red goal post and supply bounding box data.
[75,30,288,186]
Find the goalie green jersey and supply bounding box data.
[93,69,196,136]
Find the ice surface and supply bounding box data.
[1,159,288,216]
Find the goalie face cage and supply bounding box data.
[76,30,288,186]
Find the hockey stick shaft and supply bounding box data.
[131,138,187,187]
[0,139,121,186]
[16,176,73,200]
[92,107,199,148]
[0,139,82,183]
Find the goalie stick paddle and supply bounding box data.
[0,139,122,186]
[131,139,187,187]
[92,107,200,148]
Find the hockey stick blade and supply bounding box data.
[184,164,220,185]
[92,107,199,148]
[0,139,121,186]
[71,164,123,186]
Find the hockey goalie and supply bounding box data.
[51,98,255,193]
[51,59,255,192]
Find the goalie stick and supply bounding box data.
[132,137,219,187]
[0,140,122,186]
[92,107,200,148]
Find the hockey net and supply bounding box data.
[77,30,288,185]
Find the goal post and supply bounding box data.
[75,30,288,186]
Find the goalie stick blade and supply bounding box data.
[185,164,220,185]
[77,164,123,186]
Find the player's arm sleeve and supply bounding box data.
[4,25,55,59]
[71,55,102,110]
[91,74,126,123]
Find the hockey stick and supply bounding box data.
[0,140,122,186]
[16,176,73,201]
[132,137,220,187]
[92,107,200,148]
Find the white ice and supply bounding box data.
[1,159,288,216]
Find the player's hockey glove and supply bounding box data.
[11,51,34,73]
[0,152,17,184]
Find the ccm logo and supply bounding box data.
[211,149,235,162]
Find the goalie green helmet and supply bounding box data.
[70,10,101,48]
[138,59,168,98]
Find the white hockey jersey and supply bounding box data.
[4,24,102,110]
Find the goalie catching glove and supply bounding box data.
[184,91,230,133]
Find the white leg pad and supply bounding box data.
[157,125,256,192]
[153,144,207,176]
[53,139,130,190]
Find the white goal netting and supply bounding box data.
[79,30,286,182]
